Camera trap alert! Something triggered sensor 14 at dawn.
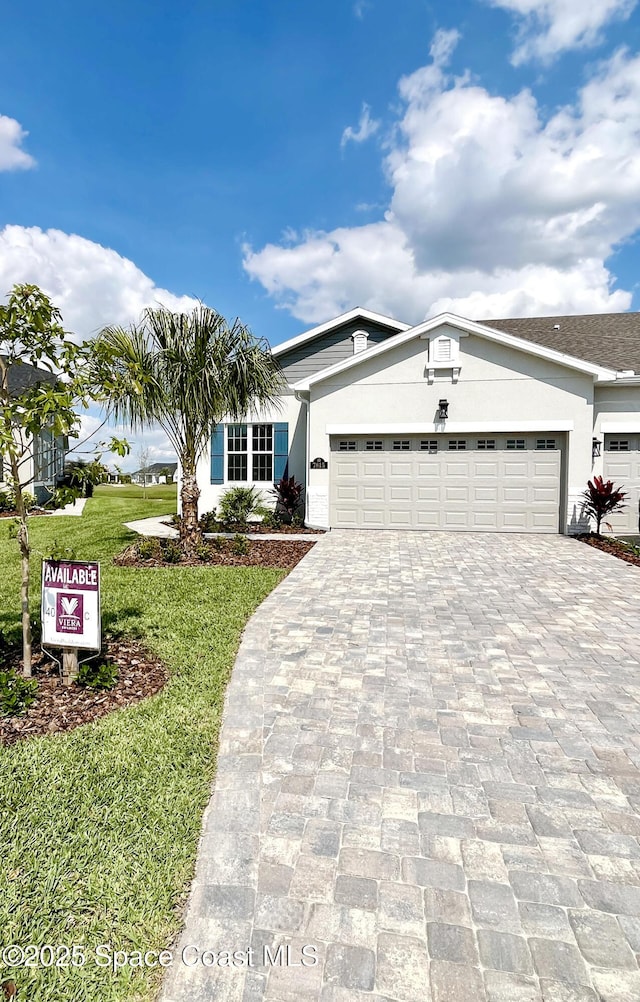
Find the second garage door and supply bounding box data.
[330,434,562,532]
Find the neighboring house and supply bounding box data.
[132,462,177,485]
[0,359,68,504]
[190,308,640,535]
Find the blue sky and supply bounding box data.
[1,0,640,464]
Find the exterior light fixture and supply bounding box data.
[437,399,449,420]
[592,437,601,459]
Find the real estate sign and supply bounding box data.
[41,559,101,650]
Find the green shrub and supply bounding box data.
[161,540,183,564]
[231,533,249,556]
[210,536,224,552]
[218,486,265,526]
[260,509,282,529]
[138,538,161,560]
[194,542,211,561]
[291,514,304,528]
[0,670,38,716]
[76,660,119,691]
[0,491,13,513]
[199,509,219,532]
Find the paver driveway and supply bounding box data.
[161,531,640,1002]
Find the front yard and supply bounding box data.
[0,496,285,1001]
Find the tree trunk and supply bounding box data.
[180,461,201,555]
[9,453,32,677]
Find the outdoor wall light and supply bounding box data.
[437,399,449,420]
[592,437,601,459]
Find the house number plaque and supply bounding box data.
[310,457,328,469]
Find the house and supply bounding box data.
[0,359,68,504]
[132,462,177,485]
[192,308,640,535]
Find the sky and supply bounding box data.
[2,0,640,467]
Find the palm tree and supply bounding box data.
[95,304,285,552]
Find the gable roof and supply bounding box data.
[291,313,618,391]
[484,312,640,373]
[1,357,58,396]
[271,308,409,357]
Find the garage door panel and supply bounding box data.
[363,486,385,501]
[603,436,640,532]
[474,487,498,502]
[330,437,561,532]
[446,486,470,502]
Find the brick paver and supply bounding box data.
[160,531,640,1001]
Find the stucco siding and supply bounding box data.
[192,395,306,516]
[306,332,595,532]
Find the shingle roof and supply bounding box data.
[134,462,178,476]
[482,313,640,373]
[1,357,58,396]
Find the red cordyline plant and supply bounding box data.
[581,475,627,537]
[270,475,304,522]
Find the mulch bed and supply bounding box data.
[0,637,169,746]
[115,537,315,570]
[576,533,640,567]
[163,519,324,535]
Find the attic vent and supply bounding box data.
[352,330,369,354]
[553,324,560,330]
[433,337,453,362]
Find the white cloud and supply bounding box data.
[341,103,381,150]
[486,0,638,64]
[243,44,640,324]
[0,115,35,171]
[353,1,370,19]
[0,225,197,338]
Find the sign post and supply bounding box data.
[41,560,101,685]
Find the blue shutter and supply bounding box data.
[210,425,224,484]
[273,422,289,481]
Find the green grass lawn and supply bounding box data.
[94,483,178,503]
[0,496,285,1001]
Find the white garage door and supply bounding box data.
[603,435,640,534]
[330,434,562,532]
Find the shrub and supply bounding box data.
[161,540,183,564]
[76,660,119,690]
[0,491,13,513]
[0,484,35,512]
[199,509,219,532]
[210,536,224,552]
[137,538,161,560]
[581,476,628,536]
[218,486,265,526]
[194,542,211,561]
[270,476,304,523]
[231,533,249,556]
[260,509,282,529]
[0,670,38,716]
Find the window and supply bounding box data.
[226,423,276,481]
[536,438,557,450]
[392,440,410,451]
[365,440,383,451]
[506,439,525,450]
[448,439,467,451]
[338,440,357,451]
[476,439,496,450]
[34,429,56,482]
[420,439,438,453]
[252,424,273,481]
[608,439,630,452]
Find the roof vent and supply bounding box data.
[553,324,560,330]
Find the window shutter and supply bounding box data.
[210,424,224,484]
[274,422,289,481]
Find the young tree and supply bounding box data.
[581,476,628,537]
[136,443,150,499]
[94,303,286,553]
[0,284,128,675]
